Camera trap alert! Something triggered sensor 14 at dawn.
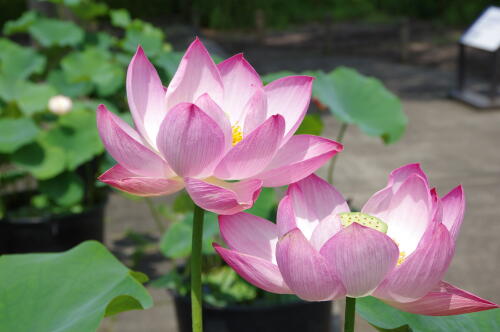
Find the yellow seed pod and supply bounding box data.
[339,212,388,234]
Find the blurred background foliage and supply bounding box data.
[2,0,500,30]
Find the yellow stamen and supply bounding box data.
[397,251,407,266]
[231,123,243,146]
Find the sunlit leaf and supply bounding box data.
[312,67,407,144]
[0,241,152,332]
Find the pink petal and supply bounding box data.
[363,174,432,255]
[126,46,166,144]
[276,229,346,301]
[254,135,343,187]
[219,212,278,262]
[99,164,184,196]
[384,281,498,316]
[97,105,171,178]
[165,38,223,112]
[156,103,225,178]
[214,115,285,180]
[242,88,268,135]
[373,223,454,303]
[276,195,297,237]
[285,173,349,240]
[362,163,429,221]
[217,54,262,123]
[441,185,465,242]
[265,76,313,142]
[185,177,262,215]
[388,163,429,191]
[195,93,232,151]
[214,244,291,294]
[320,223,399,297]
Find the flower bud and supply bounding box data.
[48,95,72,115]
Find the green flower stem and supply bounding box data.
[327,122,348,184]
[191,204,205,332]
[344,296,356,332]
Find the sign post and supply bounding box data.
[451,6,500,108]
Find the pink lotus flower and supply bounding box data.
[96,38,342,214]
[214,164,499,315]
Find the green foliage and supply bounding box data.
[121,19,166,57]
[0,118,39,153]
[0,241,152,332]
[244,187,278,220]
[16,83,58,115]
[0,39,46,82]
[110,8,131,28]
[39,172,84,207]
[312,67,407,144]
[357,296,500,332]
[11,141,65,180]
[295,114,324,136]
[43,109,104,170]
[29,18,85,47]
[160,212,219,259]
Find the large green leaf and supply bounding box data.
[28,18,84,47]
[312,67,407,144]
[39,172,84,206]
[3,11,37,35]
[16,82,57,115]
[47,70,93,98]
[0,118,39,153]
[11,141,66,179]
[122,20,164,57]
[0,39,46,81]
[357,296,500,332]
[43,109,104,170]
[61,47,124,96]
[0,241,153,332]
[110,8,131,28]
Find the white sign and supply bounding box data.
[461,6,500,52]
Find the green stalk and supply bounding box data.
[344,297,356,332]
[191,204,205,332]
[327,122,348,184]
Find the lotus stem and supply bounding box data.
[344,296,356,332]
[327,122,348,184]
[191,204,205,332]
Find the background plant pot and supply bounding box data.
[171,291,335,332]
[0,200,106,254]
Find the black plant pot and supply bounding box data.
[0,202,106,254]
[172,292,334,332]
